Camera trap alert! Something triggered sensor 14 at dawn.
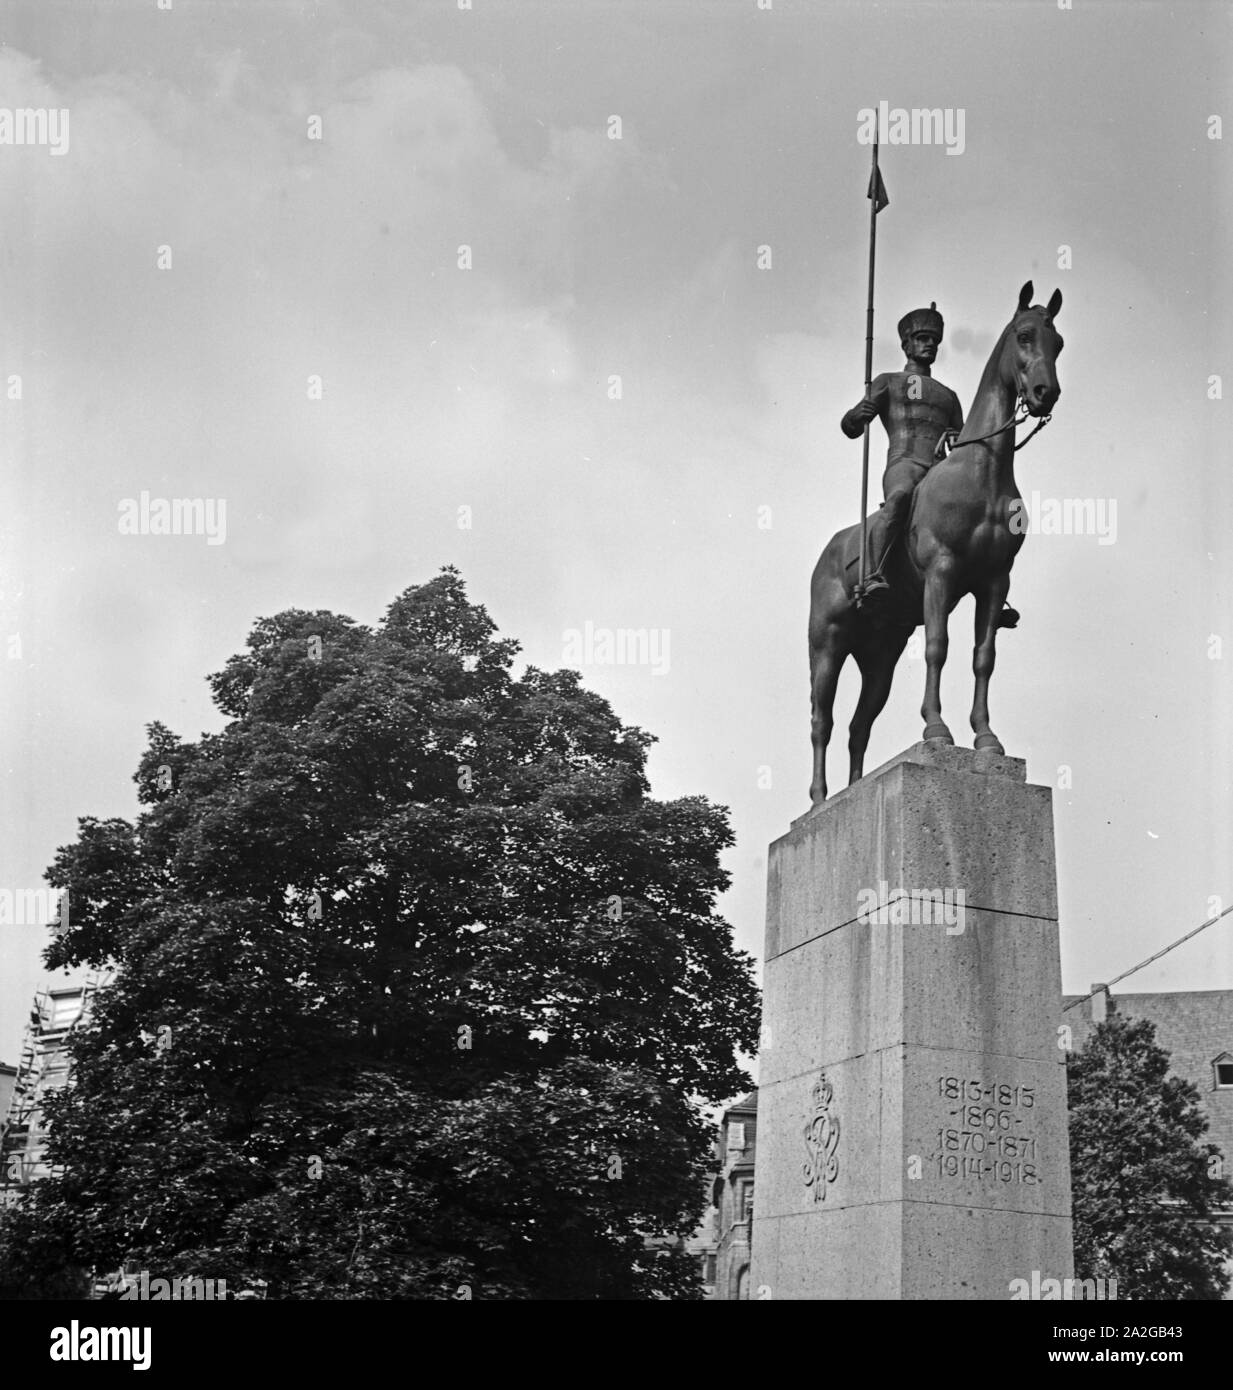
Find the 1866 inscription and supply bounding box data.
[927,1074,1041,1185]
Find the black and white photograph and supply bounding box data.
[0,0,1229,1358]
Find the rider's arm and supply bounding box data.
[840,375,888,438]
[933,390,966,463]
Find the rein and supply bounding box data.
[936,391,1051,460]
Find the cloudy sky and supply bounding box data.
[1,0,1230,1063]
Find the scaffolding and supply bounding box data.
[0,974,107,1207]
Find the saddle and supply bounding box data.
[842,501,1019,628]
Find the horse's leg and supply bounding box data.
[809,631,846,805]
[970,574,1010,752]
[848,632,906,784]
[921,561,956,744]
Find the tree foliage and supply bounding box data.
[1068,1012,1232,1299]
[0,569,758,1299]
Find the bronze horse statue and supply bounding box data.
[808,281,1063,804]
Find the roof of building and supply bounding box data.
[1065,989,1233,1164]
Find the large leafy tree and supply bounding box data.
[0,569,758,1299]
[1068,1012,1232,1299]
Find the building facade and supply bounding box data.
[0,980,102,1207]
[0,1063,16,1139]
[1062,984,1233,1295]
[1060,986,1233,1174]
[695,1092,757,1300]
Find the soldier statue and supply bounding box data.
[840,303,962,608]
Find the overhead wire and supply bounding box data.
[1063,903,1233,1012]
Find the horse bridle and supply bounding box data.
[934,390,1052,461]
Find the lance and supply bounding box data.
[858,136,888,601]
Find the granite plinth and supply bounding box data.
[749,743,1073,1300]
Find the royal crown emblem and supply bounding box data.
[802,1071,840,1200]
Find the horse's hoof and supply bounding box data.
[974,733,1004,754]
[923,723,954,745]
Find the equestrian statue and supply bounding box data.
[808,280,1063,804]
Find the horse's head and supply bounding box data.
[1006,280,1063,417]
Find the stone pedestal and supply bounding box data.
[749,743,1073,1300]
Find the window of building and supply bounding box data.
[728,1121,745,1152]
[741,1181,755,1223]
[1213,1054,1233,1089]
[704,1253,717,1284]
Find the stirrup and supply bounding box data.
[853,576,890,606]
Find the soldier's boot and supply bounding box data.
[854,507,898,610]
[854,573,891,607]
